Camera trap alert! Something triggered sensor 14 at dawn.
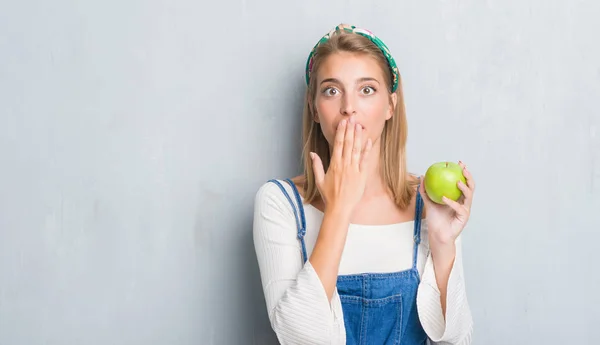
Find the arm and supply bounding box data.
[430,236,457,317]
[308,205,351,301]
[417,234,473,345]
[308,118,372,301]
[253,183,346,345]
[253,119,369,344]
[417,161,476,344]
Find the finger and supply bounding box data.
[332,120,347,163]
[351,124,362,167]
[342,118,355,165]
[457,180,472,206]
[463,165,475,191]
[442,196,469,219]
[359,138,372,171]
[310,152,325,187]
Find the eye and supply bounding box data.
[361,86,376,95]
[322,87,340,97]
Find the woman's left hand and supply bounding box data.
[419,161,475,245]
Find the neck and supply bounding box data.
[360,139,388,199]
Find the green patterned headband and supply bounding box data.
[305,24,400,92]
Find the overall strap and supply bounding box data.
[412,182,424,270]
[267,179,308,263]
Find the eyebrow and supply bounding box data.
[320,77,381,85]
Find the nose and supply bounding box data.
[340,92,357,116]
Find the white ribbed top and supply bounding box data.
[253,181,474,344]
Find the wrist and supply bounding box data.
[429,240,456,263]
[428,231,456,247]
[324,203,353,221]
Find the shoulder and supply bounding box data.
[406,172,427,217]
[255,179,288,204]
[254,179,298,216]
[255,175,305,201]
[407,172,422,184]
[253,179,304,237]
[405,172,422,195]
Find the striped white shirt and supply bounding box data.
[253,181,473,344]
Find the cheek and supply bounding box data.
[315,102,339,144]
[359,98,389,130]
[318,121,337,146]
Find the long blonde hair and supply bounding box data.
[300,31,417,210]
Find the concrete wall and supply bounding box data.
[1,0,599,344]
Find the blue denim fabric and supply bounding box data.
[269,178,428,345]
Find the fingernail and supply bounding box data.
[341,119,347,126]
[309,152,315,160]
[349,117,355,124]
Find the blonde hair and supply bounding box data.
[300,31,417,209]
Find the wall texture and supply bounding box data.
[1,0,599,344]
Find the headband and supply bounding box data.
[305,24,400,92]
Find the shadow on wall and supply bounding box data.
[197,72,305,343]
[244,225,280,345]
[243,77,306,344]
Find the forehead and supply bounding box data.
[316,52,386,82]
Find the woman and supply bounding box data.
[253,24,474,344]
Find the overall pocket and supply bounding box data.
[339,294,404,345]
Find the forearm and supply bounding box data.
[309,205,351,301]
[429,239,457,318]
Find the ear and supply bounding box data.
[386,93,397,120]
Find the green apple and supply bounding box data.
[424,162,466,204]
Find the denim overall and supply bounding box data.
[269,179,429,345]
